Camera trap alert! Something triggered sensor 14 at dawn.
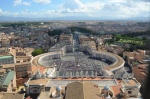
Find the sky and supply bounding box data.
[0,0,150,20]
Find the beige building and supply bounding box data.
[16,56,31,63]
[9,47,34,57]
[0,92,25,99]
[25,77,141,99]
[0,38,10,47]
[7,47,33,86]
[59,34,72,43]
[123,50,150,66]
[0,68,6,75]
[2,64,15,70]
[105,45,124,55]
[15,62,31,86]
[0,32,15,47]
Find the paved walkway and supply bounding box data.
[46,79,118,87]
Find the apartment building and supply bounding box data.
[15,62,31,86]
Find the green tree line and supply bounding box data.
[32,48,45,56]
[68,26,97,35]
[47,29,62,36]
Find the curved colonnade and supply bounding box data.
[38,53,61,67]
[93,51,125,72]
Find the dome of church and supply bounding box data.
[56,86,62,91]
[104,85,109,90]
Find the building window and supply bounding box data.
[128,91,132,94]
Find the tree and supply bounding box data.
[130,45,137,51]
[68,26,96,35]
[146,39,150,49]
[32,48,45,56]
[47,29,62,36]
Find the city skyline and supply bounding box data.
[0,0,150,21]
[0,18,149,98]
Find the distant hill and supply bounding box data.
[126,17,150,21]
[0,16,149,22]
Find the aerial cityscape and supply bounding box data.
[0,0,150,99]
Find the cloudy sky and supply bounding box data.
[0,0,150,20]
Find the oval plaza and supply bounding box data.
[32,33,125,78]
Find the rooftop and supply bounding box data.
[46,78,118,87]
[28,78,49,85]
[32,66,47,75]
[16,56,31,59]
[2,71,15,87]
[15,62,31,66]
[3,64,15,69]
[0,71,15,88]
[27,77,141,99]
[124,50,150,64]
[0,92,24,99]
[8,47,34,57]
[0,47,6,51]
[0,69,6,74]
[121,78,139,86]
[0,53,12,59]
[65,81,100,99]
